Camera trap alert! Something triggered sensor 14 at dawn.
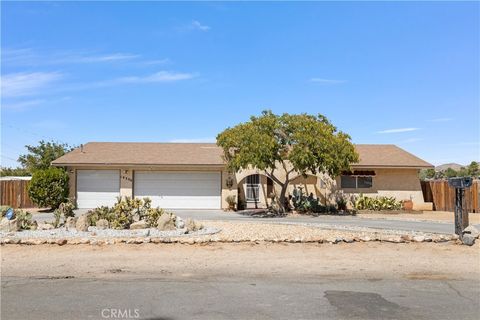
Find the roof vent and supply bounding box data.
[80,144,84,153]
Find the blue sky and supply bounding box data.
[1,1,479,167]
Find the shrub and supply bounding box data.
[226,195,237,210]
[52,199,76,227]
[354,195,402,211]
[28,167,69,209]
[15,209,34,230]
[86,197,167,229]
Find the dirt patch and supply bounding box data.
[2,242,478,281]
[358,211,480,224]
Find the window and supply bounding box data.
[341,176,356,188]
[357,176,373,188]
[246,174,260,201]
[340,175,373,189]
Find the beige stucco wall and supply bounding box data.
[65,165,426,210]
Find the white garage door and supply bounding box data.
[134,171,221,209]
[76,170,120,208]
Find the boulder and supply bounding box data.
[95,219,109,230]
[65,217,77,230]
[157,214,176,231]
[463,226,479,239]
[462,234,476,246]
[0,217,20,232]
[37,222,54,230]
[30,220,38,231]
[175,217,185,229]
[75,214,89,232]
[130,220,147,230]
[412,235,425,242]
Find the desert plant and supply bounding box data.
[14,209,34,230]
[86,197,167,229]
[226,195,237,210]
[354,195,402,211]
[28,167,69,209]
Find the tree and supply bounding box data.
[467,161,479,177]
[0,167,30,177]
[419,168,435,180]
[18,140,73,173]
[28,167,69,209]
[444,167,457,179]
[216,110,359,213]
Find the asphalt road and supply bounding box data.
[2,275,479,320]
[31,209,476,235]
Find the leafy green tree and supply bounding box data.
[420,168,435,180]
[28,167,69,209]
[444,167,458,179]
[0,167,30,177]
[467,161,479,177]
[18,140,73,173]
[217,110,359,212]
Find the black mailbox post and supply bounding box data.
[448,177,473,237]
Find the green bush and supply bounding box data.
[86,197,167,229]
[354,195,402,211]
[28,167,69,209]
[15,210,34,230]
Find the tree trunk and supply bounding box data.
[277,182,289,213]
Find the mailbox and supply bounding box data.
[448,177,473,189]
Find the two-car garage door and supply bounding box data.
[134,171,221,209]
[76,170,221,209]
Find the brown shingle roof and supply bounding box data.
[353,144,433,168]
[51,142,225,166]
[52,142,433,168]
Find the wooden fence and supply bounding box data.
[421,180,479,213]
[0,180,36,208]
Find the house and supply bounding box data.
[52,142,433,210]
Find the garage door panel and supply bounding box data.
[134,171,221,209]
[77,170,120,208]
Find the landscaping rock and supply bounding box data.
[463,225,479,239]
[157,214,176,231]
[462,234,476,246]
[412,235,425,242]
[37,222,54,231]
[175,217,185,229]
[130,220,147,230]
[56,239,67,246]
[0,217,20,232]
[76,214,89,232]
[185,218,203,233]
[65,217,77,230]
[95,219,109,230]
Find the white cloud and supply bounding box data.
[169,137,216,143]
[191,20,210,31]
[2,48,140,66]
[1,99,45,110]
[377,127,420,134]
[309,78,346,84]
[1,72,63,97]
[428,117,453,122]
[113,71,196,84]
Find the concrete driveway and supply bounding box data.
[30,209,479,235]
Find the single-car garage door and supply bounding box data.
[76,170,120,208]
[134,171,221,209]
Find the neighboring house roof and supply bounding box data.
[52,142,433,169]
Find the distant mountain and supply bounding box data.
[435,163,464,172]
